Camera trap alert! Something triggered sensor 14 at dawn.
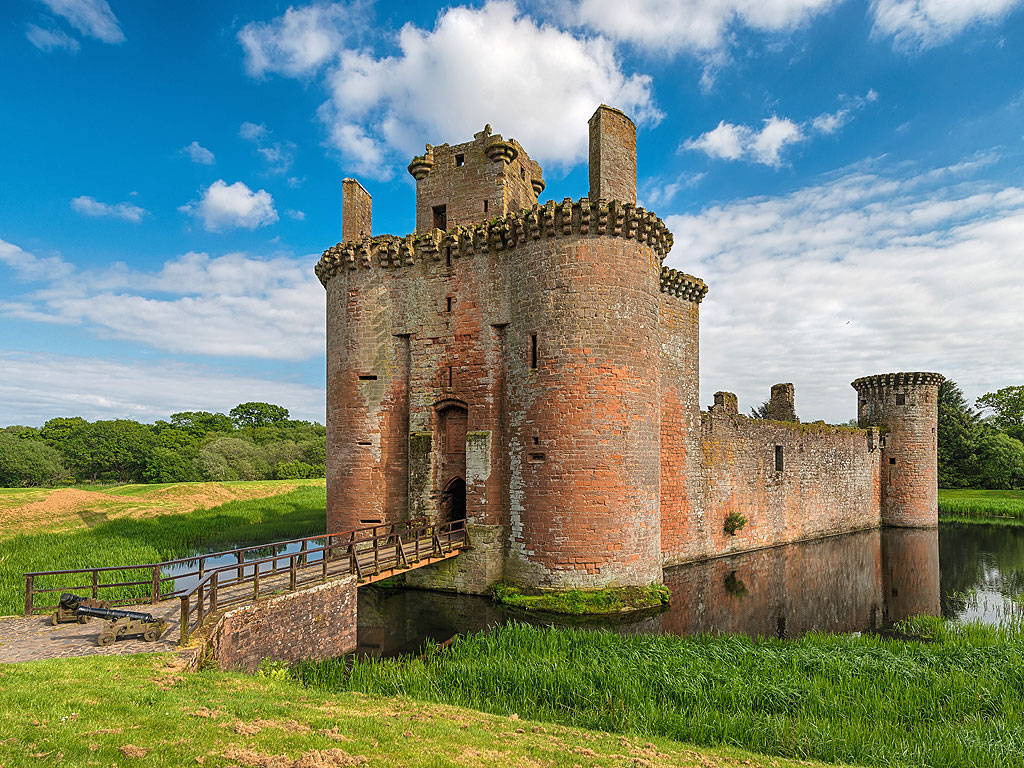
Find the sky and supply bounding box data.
[1,0,1022,426]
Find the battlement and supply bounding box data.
[316,197,674,286]
[851,372,945,392]
[660,267,707,304]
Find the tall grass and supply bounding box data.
[0,485,325,615]
[939,489,1024,524]
[293,617,1024,768]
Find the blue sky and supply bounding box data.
[1,0,1022,426]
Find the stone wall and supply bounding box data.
[341,178,371,242]
[204,577,357,672]
[589,105,637,204]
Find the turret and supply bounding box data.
[852,372,944,527]
[341,178,371,241]
[589,105,637,203]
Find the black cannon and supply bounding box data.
[51,593,111,625]
[75,604,168,646]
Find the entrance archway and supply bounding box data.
[441,476,466,528]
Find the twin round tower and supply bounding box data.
[315,106,942,594]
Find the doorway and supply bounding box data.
[441,476,466,527]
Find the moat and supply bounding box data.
[355,523,1024,656]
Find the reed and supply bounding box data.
[938,489,1024,524]
[293,617,1024,768]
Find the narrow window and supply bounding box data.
[432,204,447,230]
[520,167,526,180]
[444,245,452,267]
[448,366,453,387]
[528,452,546,463]
[358,374,377,381]
[454,153,465,167]
[889,457,896,465]
[532,436,540,445]
[895,393,906,405]
[530,334,538,369]
[357,440,371,446]
[446,296,453,312]
[483,199,488,213]
[774,445,784,472]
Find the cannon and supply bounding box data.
[51,593,111,625]
[75,604,168,646]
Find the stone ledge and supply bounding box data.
[851,372,945,391]
[315,197,675,286]
[660,267,708,304]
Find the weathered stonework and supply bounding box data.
[320,105,943,595]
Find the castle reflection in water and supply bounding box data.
[357,527,943,657]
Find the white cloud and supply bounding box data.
[239,123,296,174]
[285,209,306,221]
[1,245,325,361]
[870,0,1024,51]
[36,0,125,43]
[180,180,278,232]
[664,159,1024,422]
[239,2,359,77]
[245,1,659,178]
[0,350,324,425]
[639,173,706,209]
[0,238,73,282]
[571,0,839,54]
[71,195,148,222]
[25,23,80,52]
[181,141,215,165]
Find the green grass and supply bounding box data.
[292,617,1024,768]
[938,489,1024,525]
[0,485,326,616]
[0,653,833,768]
[489,582,671,614]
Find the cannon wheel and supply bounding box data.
[50,614,59,626]
[97,633,115,647]
[78,615,90,624]
[143,629,158,642]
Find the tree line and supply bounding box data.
[0,402,325,487]
[938,381,1024,489]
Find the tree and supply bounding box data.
[229,402,290,429]
[749,400,770,419]
[61,420,158,483]
[0,432,68,487]
[976,433,1024,490]
[938,379,982,488]
[143,446,200,483]
[168,411,234,438]
[39,417,88,448]
[198,437,271,481]
[977,386,1024,443]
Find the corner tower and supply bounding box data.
[852,372,944,527]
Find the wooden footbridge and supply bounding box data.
[23,520,468,644]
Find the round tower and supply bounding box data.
[851,372,944,528]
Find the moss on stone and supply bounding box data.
[488,582,670,615]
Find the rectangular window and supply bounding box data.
[432,204,447,230]
[530,334,538,369]
[444,245,452,267]
[446,296,453,312]
[895,393,906,405]
[528,452,546,463]
[358,374,377,381]
[448,366,453,387]
[889,457,896,465]
[520,167,526,180]
[357,441,371,446]
[454,153,464,167]
[483,199,488,213]
[774,445,784,472]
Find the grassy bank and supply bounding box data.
[0,653,832,768]
[490,582,671,614]
[938,488,1024,525]
[0,483,326,616]
[293,617,1024,768]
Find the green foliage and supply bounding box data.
[0,431,68,486]
[229,401,290,429]
[294,620,1024,768]
[489,583,670,615]
[724,510,747,535]
[0,485,326,615]
[978,386,1024,443]
[938,489,1024,524]
[749,400,770,419]
[274,460,319,480]
[938,379,983,487]
[976,433,1024,490]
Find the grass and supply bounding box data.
[938,489,1024,525]
[0,653,835,768]
[489,582,671,615]
[0,484,326,616]
[292,617,1024,768]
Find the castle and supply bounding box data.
[315,105,943,594]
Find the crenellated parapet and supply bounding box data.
[852,372,945,392]
[660,267,707,304]
[316,197,675,287]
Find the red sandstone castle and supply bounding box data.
[315,106,943,593]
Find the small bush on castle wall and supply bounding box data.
[724,511,747,536]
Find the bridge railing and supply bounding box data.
[177,519,468,643]
[23,520,468,619]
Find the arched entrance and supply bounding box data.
[441,476,466,528]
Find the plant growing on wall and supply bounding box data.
[724,511,747,536]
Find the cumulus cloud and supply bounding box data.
[25,23,80,52]
[71,195,148,222]
[239,122,296,174]
[285,209,306,221]
[0,350,324,425]
[35,0,124,43]
[243,1,659,178]
[180,180,278,232]
[0,245,325,361]
[664,159,1024,422]
[181,141,215,165]
[239,2,361,77]
[870,0,1024,51]
[0,238,73,282]
[571,0,839,55]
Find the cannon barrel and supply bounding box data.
[75,605,156,623]
[59,592,83,609]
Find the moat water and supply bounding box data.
[355,523,1024,656]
